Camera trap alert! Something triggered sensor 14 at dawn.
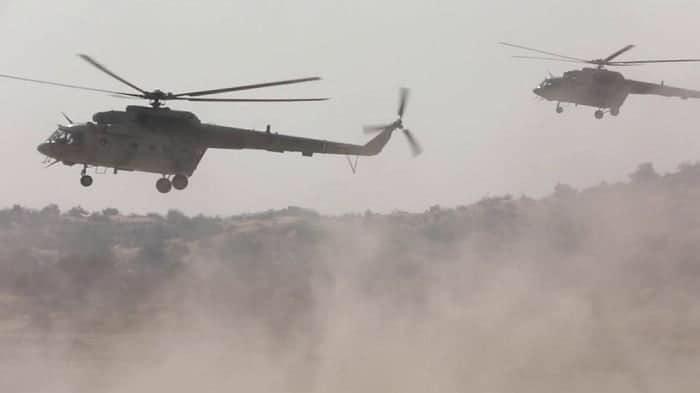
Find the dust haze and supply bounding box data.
[1,161,699,392]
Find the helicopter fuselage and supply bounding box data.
[35,104,399,192]
[533,68,629,111]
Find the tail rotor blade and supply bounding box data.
[363,88,419,155]
[398,87,410,118]
[403,129,422,156]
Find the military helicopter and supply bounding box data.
[0,55,420,193]
[500,42,700,119]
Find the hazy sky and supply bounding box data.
[1,0,700,215]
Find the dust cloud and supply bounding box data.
[2,161,700,392]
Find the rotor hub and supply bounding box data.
[143,89,177,107]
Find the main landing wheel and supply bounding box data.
[156,177,172,193]
[172,174,189,190]
[80,175,93,187]
[594,110,604,119]
[556,105,563,114]
[610,107,620,116]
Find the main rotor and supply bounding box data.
[499,42,700,69]
[0,54,328,108]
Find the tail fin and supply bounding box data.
[361,128,393,156]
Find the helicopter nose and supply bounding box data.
[37,142,53,157]
[533,87,543,96]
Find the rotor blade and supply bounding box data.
[61,112,73,124]
[512,55,587,64]
[174,77,322,97]
[174,97,329,102]
[602,44,635,63]
[597,63,641,67]
[109,93,144,100]
[610,59,700,64]
[499,42,587,62]
[78,54,148,94]
[403,129,422,156]
[398,87,410,117]
[0,73,138,95]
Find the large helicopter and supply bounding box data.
[500,42,700,119]
[0,55,420,193]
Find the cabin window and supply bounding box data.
[130,142,139,151]
[69,132,83,145]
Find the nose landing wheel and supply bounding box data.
[156,177,172,193]
[594,109,604,119]
[79,166,92,187]
[555,103,563,114]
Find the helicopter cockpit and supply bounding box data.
[533,77,563,99]
[537,78,561,89]
[46,125,83,146]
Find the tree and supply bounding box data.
[629,162,659,183]
[66,206,89,218]
[553,183,577,198]
[40,204,61,218]
[102,207,119,216]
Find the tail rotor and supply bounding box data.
[363,87,422,156]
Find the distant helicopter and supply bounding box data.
[0,55,420,193]
[500,42,700,119]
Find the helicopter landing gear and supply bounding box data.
[555,103,563,114]
[172,174,189,190]
[80,175,93,187]
[80,166,93,187]
[594,109,604,119]
[156,177,172,193]
[156,175,188,193]
[610,107,620,116]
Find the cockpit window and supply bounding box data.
[539,78,559,88]
[47,127,83,145]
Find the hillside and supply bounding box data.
[1,161,700,392]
